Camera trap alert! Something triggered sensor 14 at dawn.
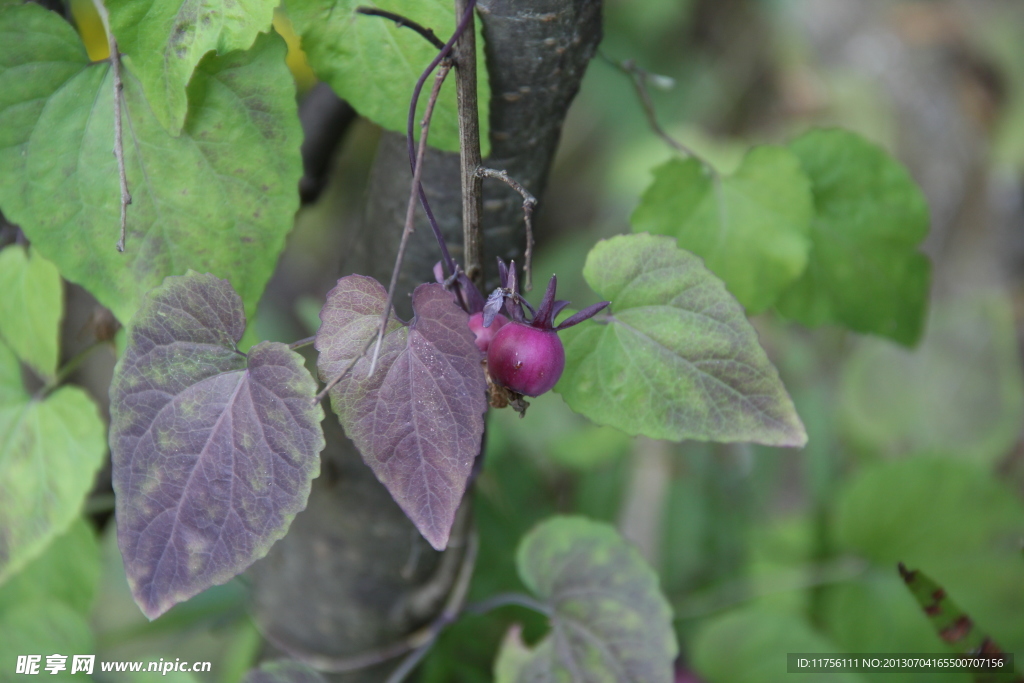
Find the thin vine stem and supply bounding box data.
[310,334,374,406]
[355,7,446,50]
[369,64,451,375]
[91,0,132,251]
[602,53,718,177]
[260,628,414,674]
[404,0,478,280]
[37,340,106,398]
[383,641,433,683]
[314,62,452,400]
[384,527,480,683]
[362,0,480,375]
[464,591,554,617]
[288,336,315,351]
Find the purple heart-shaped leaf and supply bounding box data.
[109,272,325,619]
[315,276,487,550]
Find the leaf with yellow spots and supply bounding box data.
[495,516,678,683]
[109,271,324,619]
[0,5,302,324]
[556,233,806,446]
[106,0,280,135]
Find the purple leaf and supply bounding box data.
[315,276,487,550]
[109,272,325,620]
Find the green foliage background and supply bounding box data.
[1,0,1024,681]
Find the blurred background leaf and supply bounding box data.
[840,293,1024,465]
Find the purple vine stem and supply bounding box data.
[405,0,479,280]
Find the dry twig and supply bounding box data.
[368,65,452,374]
[91,0,132,252]
[476,167,537,290]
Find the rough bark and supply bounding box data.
[248,2,602,679]
[249,416,454,680]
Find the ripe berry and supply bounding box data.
[482,262,609,401]
[468,311,508,352]
[486,322,565,397]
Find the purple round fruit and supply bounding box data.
[486,321,566,397]
[468,311,508,352]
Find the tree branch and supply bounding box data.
[91,0,131,252]
[453,0,484,291]
[475,167,536,289]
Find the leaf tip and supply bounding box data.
[417,516,452,551]
[127,577,175,622]
[773,416,809,448]
[789,422,810,448]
